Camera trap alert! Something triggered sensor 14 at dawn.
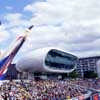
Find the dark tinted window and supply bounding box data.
[45,49,78,70]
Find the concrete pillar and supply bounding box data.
[96,60,100,78]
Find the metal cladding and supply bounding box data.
[16,47,78,73]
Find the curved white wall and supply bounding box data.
[16,47,50,72]
[16,47,77,73]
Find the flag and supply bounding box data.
[93,94,99,100]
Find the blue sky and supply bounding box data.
[0,0,45,22]
[0,0,100,61]
[0,0,45,61]
[0,0,32,12]
[0,0,45,46]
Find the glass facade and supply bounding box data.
[45,49,78,70]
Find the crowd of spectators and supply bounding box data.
[71,78,100,90]
[0,79,89,100]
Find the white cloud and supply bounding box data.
[23,0,100,58]
[2,0,100,59]
[24,0,100,25]
[5,13,22,21]
[0,25,9,43]
[4,13,31,29]
[5,6,13,10]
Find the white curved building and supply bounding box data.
[16,47,78,73]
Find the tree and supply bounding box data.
[69,70,79,78]
[84,71,98,78]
